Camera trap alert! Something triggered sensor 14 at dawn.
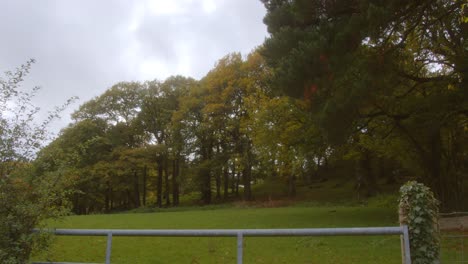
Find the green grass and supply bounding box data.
[33,206,404,264]
[31,177,462,263]
[440,231,468,263]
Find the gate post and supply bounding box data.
[402,225,411,264]
[106,232,112,264]
[237,232,243,264]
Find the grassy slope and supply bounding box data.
[32,175,463,263]
[34,206,403,264]
[252,175,400,204]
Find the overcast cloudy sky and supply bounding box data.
[0,0,268,134]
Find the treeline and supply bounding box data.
[34,53,279,213]
[34,0,467,213]
[33,52,345,214]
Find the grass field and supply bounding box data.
[30,177,465,264]
[33,205,406,264]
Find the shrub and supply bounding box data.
[0,60,75,263]
[399,181,440,264]
[0,173,68,263]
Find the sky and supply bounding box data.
[0,0,268,135]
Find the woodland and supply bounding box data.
[4,0,468,216]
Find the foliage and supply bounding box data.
[36,48,409,212]
[0,60,76,167]
[399,181,440,264]
[260,0,468,209]
[0,60,74,263]
[0,171,69,263]
[72,81,144,125]
[247,95,314,196]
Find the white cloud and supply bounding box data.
[0,0,268,134]
[202,0,217,14]
[175,43,193,77]
[146,0,189,16]
[139,59,171,80]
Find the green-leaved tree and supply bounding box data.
[0,60,75,263]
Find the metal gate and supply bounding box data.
[33,226,411,264]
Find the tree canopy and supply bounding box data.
[32,1,467,212]
[260,0,467,209]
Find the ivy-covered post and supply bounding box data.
[399,181,440,264]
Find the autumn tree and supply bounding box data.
[201,53,255,200]
[174,52,271,203]
[136,76,194,207]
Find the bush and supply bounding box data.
[399,181,440,264]
[0,173,68,263]
[0,60,75,263]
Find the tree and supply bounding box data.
[261,0,467,209]
[173,53,269,203]
[175,83,214,203]
[201,53,250,200]
[0,60,74,263]
[35,119,113,214]
[64,82,148,211]
[72,81,146,149]
[72,81,144,125]
[136,76,194,207]
[247,96,314,197]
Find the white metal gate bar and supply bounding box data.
[33,226,411,264]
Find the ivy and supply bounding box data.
[399,181,440,264]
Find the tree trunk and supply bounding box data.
[164,157,171,206]
[200,165,211,204]
[172,157,180,206]
[156,158,163,208]
[242,165,252,201]
[105,180,110,212]
[142,165,147,206]
[200,142,213,204]
[243,142,253,201]
[216,167,221,200]
[288,174,296,197]
[223,165,229,200]
[133,170,140,208]
[230,164,236,195]
[323,155,329,172]
[427,128,444,208]
[362,149,377,197]
[235,172,240,197]
[314,156,322,181]
[110,186,113,211]
[381,158,396,184]
[125,189,131,209]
